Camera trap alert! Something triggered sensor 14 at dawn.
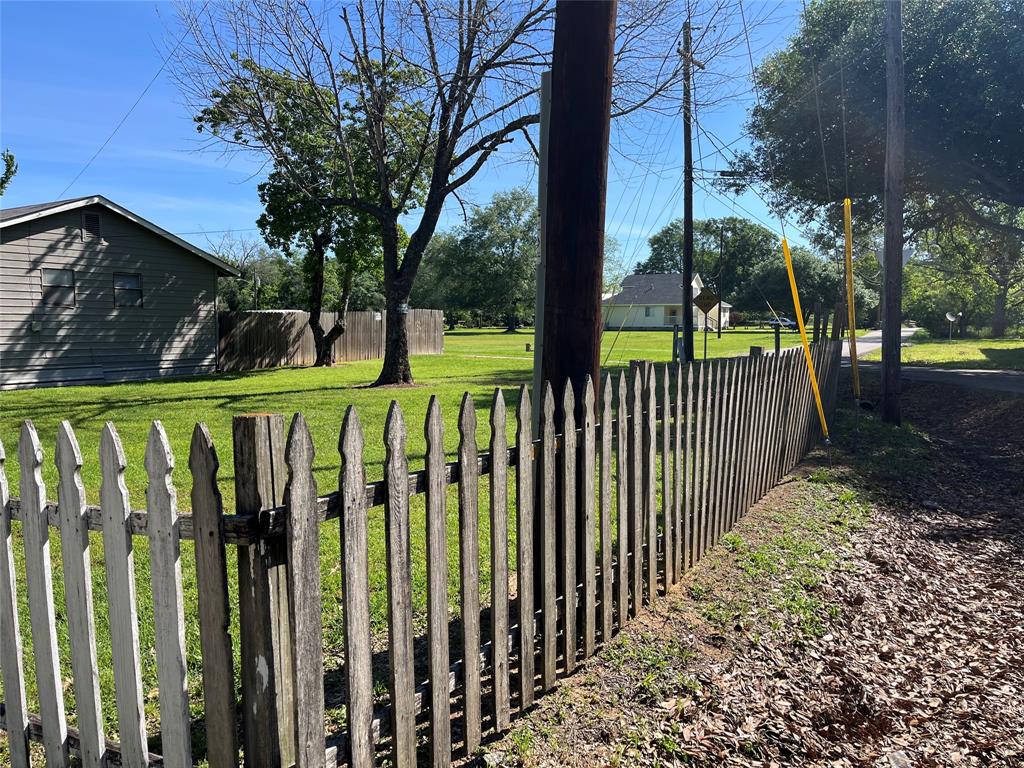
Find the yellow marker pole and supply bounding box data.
[782,238,830,441]
[843,198,861,400]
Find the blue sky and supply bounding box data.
[1,1,807,268]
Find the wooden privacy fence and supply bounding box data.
[217,309,444,372]
[0,341,840,768]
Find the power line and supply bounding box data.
[56,2,208,199]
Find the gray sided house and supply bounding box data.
[603,273,732,331]
[0,195,239,390]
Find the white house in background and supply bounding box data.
[602,273,732,331]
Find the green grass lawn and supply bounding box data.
[0,326,798,760]
[862,337,1024,371]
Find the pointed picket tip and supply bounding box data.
[100,422,128,472]
[687,362,694,386]
[459,392,476,431]
[561,378,575,416]
[541,381,555,413]
[516,384,531,419]
[144,421,174,477]
[340,405,364,454]
[286,413,314,464]
[55,421,83,471]
[385,400,406,443]
[491,388,506,418]
[19,420,43,467]
[189,422,219,475]
[583,375,596,411]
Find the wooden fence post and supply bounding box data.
[233,413,296,768]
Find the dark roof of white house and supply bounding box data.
[0,195,240,276]
[603,273,731,308]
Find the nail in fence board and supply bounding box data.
[615,373,630,631]
[146,422,192,768]
[0,437,30,768]
[599,375,614,643]
[20,421,70,764]
[581,377,597,659]
[560,383,577,675]
[489,390,511,732]
[515,386,536,709]
[384,403,416,768]
[458,394,482,753]
[285,415,326,768]
[425,397,453,766]
[100,424,149,765]
[340,409,375,768]
[56,422,105,767]
[190,423,239,768]
[540,384,558,691]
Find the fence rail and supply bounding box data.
[0,341,841,767]
[217,309,444,372]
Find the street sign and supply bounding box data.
[693,287,720,315]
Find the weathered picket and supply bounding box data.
[0,341,841,767]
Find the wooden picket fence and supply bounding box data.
[217,309,444,372]
[0,341,840,767]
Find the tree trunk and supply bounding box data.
[375,293,413,385]
[309,232,354,367]
[504,313,519,332]
[992,284,1009,338]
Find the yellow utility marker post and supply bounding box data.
[843,198,861,401]
[782,238,830,442]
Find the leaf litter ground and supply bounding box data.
[474,376,1024,767]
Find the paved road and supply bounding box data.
[842,326,917,357]
[840,326,1024,395]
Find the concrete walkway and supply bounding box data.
[841,326,1024,395]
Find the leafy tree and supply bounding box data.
[0,149,17,197]
[726,0,1024,242]
[636,215,781,300]
[417,188,539,331]
[175,0,691,384]
[911,204,1024,336]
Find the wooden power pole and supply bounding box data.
[540,0,617,412]
[882,0,905,425]
[681,19,696,363]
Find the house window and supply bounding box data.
[113,272,144,307]
[644,306,651,317]
[81,211,102,241]
[41,268,76,306]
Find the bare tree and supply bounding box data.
[173,0,699,383]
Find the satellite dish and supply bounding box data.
[945,312,958,322]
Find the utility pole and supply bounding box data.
[717,223,724,339]
[681,19,696,363]
[532,70,552,436]
[540,0,616,412]
[882,0,905,425]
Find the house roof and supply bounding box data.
[603,273,731,308]
[0,195,241,276]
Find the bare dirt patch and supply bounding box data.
[475,379,1024,767]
